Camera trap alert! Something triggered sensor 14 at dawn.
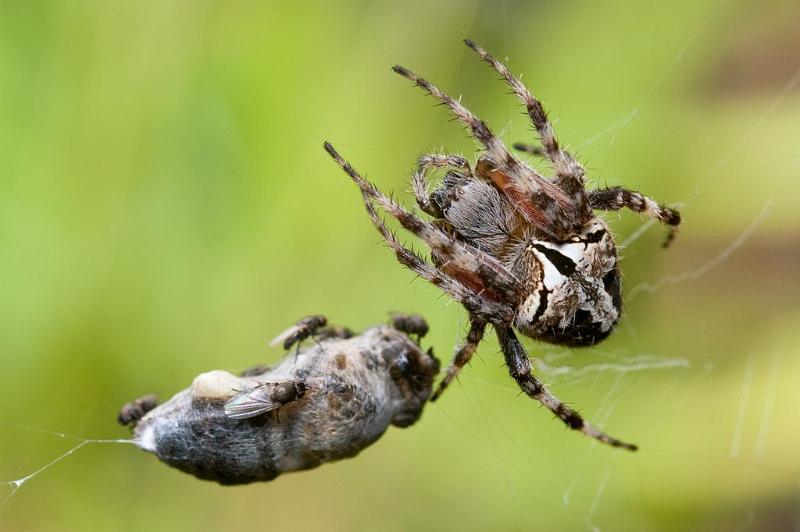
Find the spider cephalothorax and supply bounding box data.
[324,40,681,451]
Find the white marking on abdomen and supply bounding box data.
[517,292,540,325]
[530,247,567,290]
[538,240,586,266]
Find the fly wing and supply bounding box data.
[224,386,281,420]
[268,325,300,348]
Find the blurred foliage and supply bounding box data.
[1,1,799,530]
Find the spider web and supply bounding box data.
[0,422,134,509]
[1,1,798,530]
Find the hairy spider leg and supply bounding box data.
[512,143,546,158]
[392,64,497,150]
[325,142,523,305]
[517,146,681,246]
[362,191,514,324]
[412,153,473,217]
[588,187,681,247]
[391,64,571,232]
[495,326,637,451]
[464,40,590,216]
[417,153,472,175]
[430,317,487,401]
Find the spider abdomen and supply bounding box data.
[514,219,621,347]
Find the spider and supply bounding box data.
[324,40,681,451]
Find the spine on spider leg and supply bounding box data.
[495,326,638,452]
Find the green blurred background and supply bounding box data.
[1,1,798,530]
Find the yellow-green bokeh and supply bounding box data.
[1,1,799,530]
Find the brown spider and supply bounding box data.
[324,40,681,451]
